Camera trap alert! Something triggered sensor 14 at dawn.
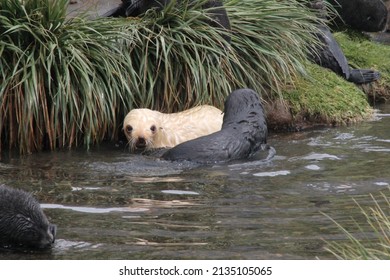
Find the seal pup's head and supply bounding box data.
[0,185,56,250]
[123,108,163,151]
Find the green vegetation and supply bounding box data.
[325,191,390,260]
[281,62,373,127]
[0,0,136,153]
[278,29,390,128]
[334,31,390,102]
[0,0,321,153]
[335,31,390,81]
[1,0,387,154]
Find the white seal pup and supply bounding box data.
[123,105,223,151]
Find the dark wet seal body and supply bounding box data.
[104,0,231,42]
[310,25,380,84]
[162,88,268,164]
[0,185,56,250]
[327,0,388,32]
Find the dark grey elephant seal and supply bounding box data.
[0,185,56,249]
[327,0,388,32]
[104,0,231,42]
[310,25,380,84]
[162,88,268,164]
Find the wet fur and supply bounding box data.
[162,88,268,163]
[0,185,56,249]
[310,25,380,84]
[123,105,223,151]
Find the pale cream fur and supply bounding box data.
[123,105,223,150]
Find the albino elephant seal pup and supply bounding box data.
[123,105,223,151]
[162,88,268,163]
[0,185,56,249]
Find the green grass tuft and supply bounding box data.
[282,63,373,126]
[334,31,390,102]
[324,190,390,260]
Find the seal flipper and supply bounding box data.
[318,26,351,79]
[311,25,380,84]
[348,69,380,84]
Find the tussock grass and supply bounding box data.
[0,0,136,153]
[0,0,321,153]
[334,31,390,102]
[325,191,390,259]
[283,63,373,126]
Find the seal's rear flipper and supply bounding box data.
[348,69,380,84]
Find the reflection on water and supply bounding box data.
[1,105,390,259]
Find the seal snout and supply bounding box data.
[135,137,147,149]
[37,224,57,249]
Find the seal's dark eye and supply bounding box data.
[126,125,133,133]
[150,125,157,132]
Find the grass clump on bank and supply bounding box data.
[324,191,390,260]
[0,0,321,154]
[270,28,390,130]
[276,62,373,129]
[334,31,390,103]
[0,0,136,153]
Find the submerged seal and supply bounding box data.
[104,0,231,42]
[123,105,223,151]
[0,185,56,249]
[310,25,380,84]
[162,88,268,163]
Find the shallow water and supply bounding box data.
[1,104,390,260]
